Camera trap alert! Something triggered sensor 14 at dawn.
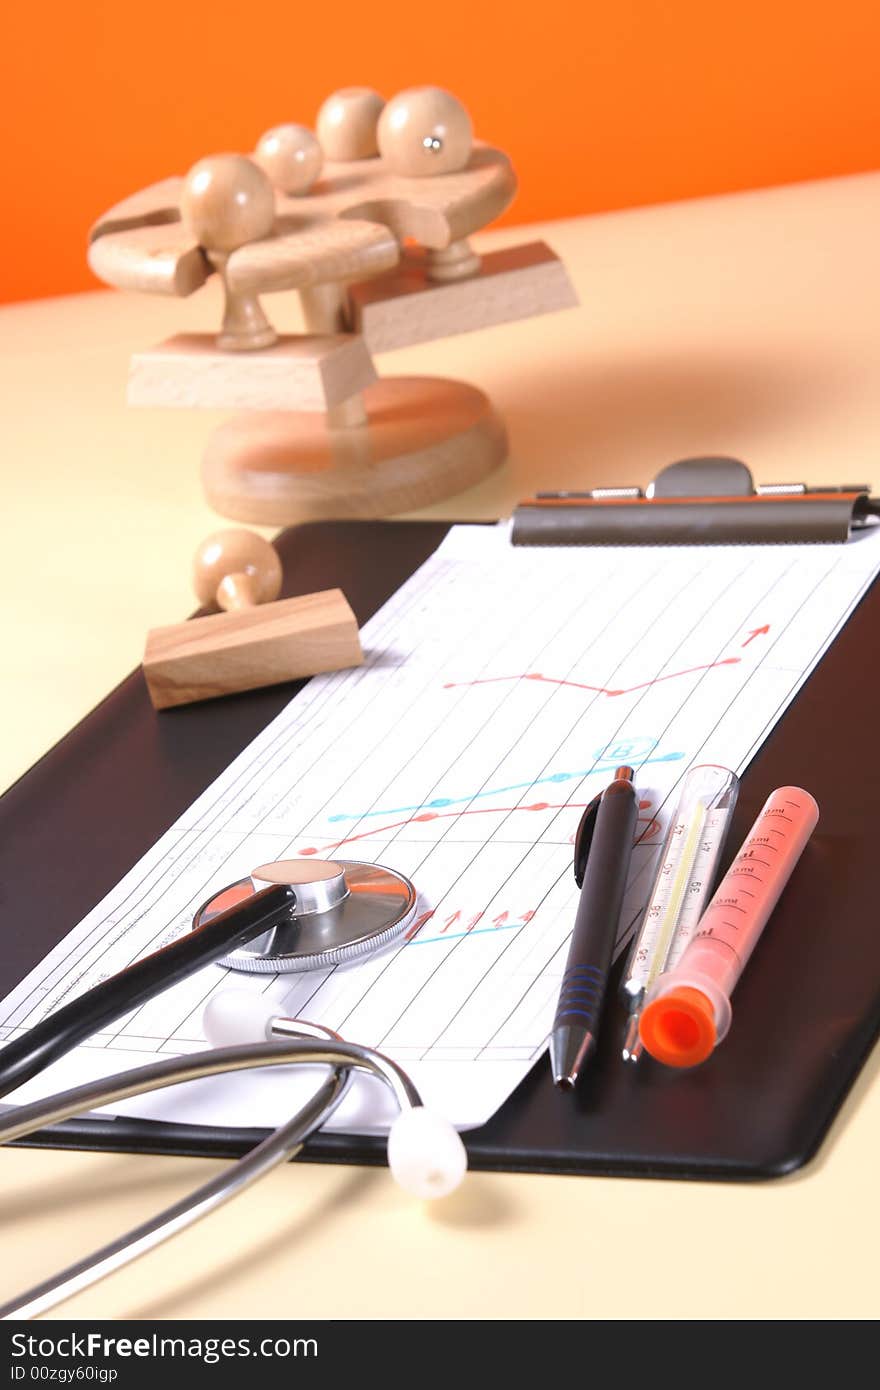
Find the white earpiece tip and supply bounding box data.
[203,990,276,1047]
[387,1106,468,1199]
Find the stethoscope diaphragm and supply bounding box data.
[192,858,418,973]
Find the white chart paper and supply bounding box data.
[3,524,879,1132]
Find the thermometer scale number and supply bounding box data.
[635,806,730,986]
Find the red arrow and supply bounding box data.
[405,910,434,942]
[742,624,770,647]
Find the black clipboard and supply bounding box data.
[2,519,879,1180]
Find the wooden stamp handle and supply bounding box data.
[193,529,283,611]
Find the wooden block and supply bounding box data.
[88,177,183,243]
[87,223,211,297]
[87,177,183,246]
[88,148,515,256]
[88,147,515,303]
[128,333,377,411]
[349,241,579,353]
[274,143,517,249]
[227,218,399,295]
[142,589,363,710]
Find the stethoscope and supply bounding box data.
[0,858,467,1321]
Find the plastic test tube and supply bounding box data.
[639,785,820,1068]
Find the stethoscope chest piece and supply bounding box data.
[193,858,418,973]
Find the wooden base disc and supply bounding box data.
[201,376,508,525]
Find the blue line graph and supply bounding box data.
[328,742,684,824]
[409,921,524,946]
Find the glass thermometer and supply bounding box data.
[620,764,739,1062]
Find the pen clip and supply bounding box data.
[573,793,602,888]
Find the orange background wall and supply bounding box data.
[2,0,879,304]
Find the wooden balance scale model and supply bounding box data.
[89,86,578,708]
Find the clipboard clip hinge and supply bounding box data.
[512,457,879,546]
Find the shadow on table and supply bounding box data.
[493,348,854,493]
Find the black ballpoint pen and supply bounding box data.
[550,764,639,1088]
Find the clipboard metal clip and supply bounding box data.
[512,457,880,546]
[572,791,602,888]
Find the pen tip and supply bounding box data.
[550,1026,596,1089]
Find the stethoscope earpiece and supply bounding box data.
[203,990,467,1199]
[386,1106,469,1199]
[202,988,278,1045]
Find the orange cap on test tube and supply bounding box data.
[639,986,718,1067]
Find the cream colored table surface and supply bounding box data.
[1,172,879,1320]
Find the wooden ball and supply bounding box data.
[255,124,323,195]
[316,87,384,161]
[193,529,283,610]
[180,155,275,253]
[377,87,473,177]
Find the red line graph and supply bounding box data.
[443,658,741,697]
[405,907,536,942]
[298,799,657,857]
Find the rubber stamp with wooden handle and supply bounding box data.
[88,86,579,526]
[143,529,363,709]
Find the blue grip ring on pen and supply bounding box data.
[553,964,607,1031]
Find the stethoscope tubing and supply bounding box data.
[0,1033,423,1321]
[0,883,296,1101]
